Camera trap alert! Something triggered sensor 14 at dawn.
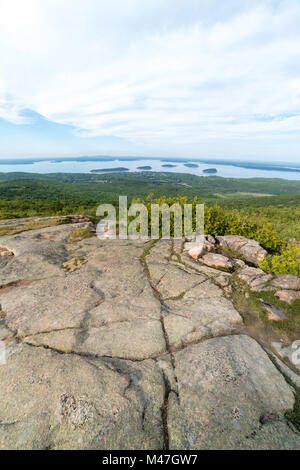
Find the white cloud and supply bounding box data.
[0,0,300,158]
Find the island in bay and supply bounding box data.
[90,167,129,173]
[184,163,199,168]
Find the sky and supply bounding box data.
[0,0,300,161]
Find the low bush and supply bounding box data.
[139,198,283,253]
[258,244,300,276]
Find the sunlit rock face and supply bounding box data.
[0,218,299,450]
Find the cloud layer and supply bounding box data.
[1,0,300,159]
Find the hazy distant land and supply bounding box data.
[1,156,300,173]
[0,156,300,180]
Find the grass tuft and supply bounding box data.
[69,228,93,243]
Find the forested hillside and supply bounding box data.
[0,171,299,246]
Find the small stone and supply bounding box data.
[237,266,273,291]
[271,275,300,291]
[224,286,233,295]
[188,244,205,260]
[0,247,14,257]
[186,238,215,260]
[232,258,245,268]
[217,235,267,266]
[204,243,215,253]
[215,274,231,287]
[205,235,216,245]
[201,253,233,270]
[260,413,280,425]
[261,303,287,322]
[275,290,300,304]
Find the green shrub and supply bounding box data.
[258,244,300,276]
[204,204,282,252]
[129,198,284,252]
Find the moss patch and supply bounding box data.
[69,228,93,243]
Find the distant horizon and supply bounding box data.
[0,155,300,168]
[1,155,300,182]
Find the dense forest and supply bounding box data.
[0,171,299,250]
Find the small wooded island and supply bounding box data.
[162,164,177,168]
[203,168,218,174]
[137,166,152,170]
[184,163,199,168]
[90,167,129,173]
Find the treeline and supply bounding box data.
[1,171,300,200]
[0,172,299,251]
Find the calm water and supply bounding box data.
[1,158,300,180]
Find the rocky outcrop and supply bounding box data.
[260,302,288,322]
[168,335,298,450]
[275,290,300,304]
[0,215,91,230]
[185,234,268,271]
[0,218,299,450]
[217,235,267,265]
[186,237,215,260]
[237,266,273,292]
[201,253,233,270]
[0,344,165,450]
[271,275,300,291]
[235,266,300,300]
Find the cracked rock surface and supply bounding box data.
[0,219,299,449]
[168,335,299,450]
